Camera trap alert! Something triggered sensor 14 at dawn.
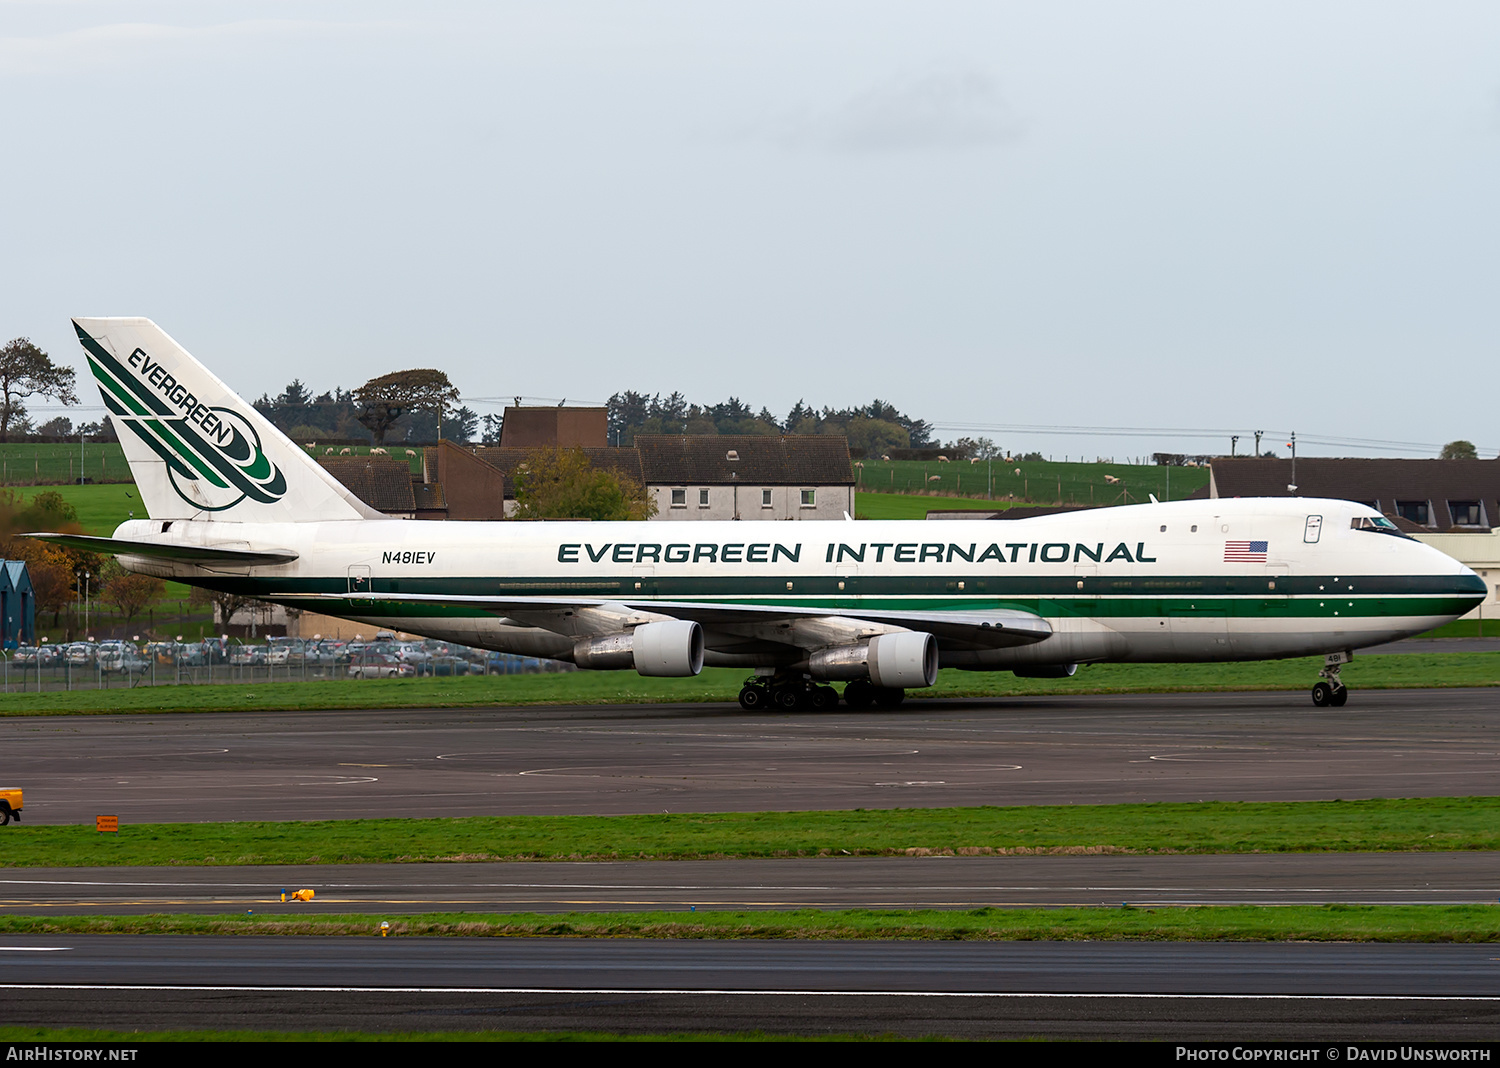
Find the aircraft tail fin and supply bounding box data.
[73,318,383,522]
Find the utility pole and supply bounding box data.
[1231,434,1239,458]
[1254,430,1263,456]
[1286,432,1297,493]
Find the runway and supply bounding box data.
[2,936,1498,1039]
[1,853,1497,913]
[4,687,1499,824]
[3,687,1498,1039]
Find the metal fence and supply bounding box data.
[0,646,567,694]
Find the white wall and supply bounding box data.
[650,484,854,521]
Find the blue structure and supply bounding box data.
[0,560,35,649]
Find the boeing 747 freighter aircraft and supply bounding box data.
[35,318,1486,710]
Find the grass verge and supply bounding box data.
[4,798,1498,866]
[1,652,1497,716]
[3,905,1498,942]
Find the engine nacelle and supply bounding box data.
[632,619,704,677]
[808,631,937,688]
[573,620,705,677]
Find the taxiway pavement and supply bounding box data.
[2,936,1498,1039]
[2,687,1498,823]
[1,852,1496,913]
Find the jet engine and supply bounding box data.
[808,631,938,688]
[572,619,704,677]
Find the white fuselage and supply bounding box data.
[114,496,1484,672]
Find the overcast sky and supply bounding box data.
[3,1,1498,458]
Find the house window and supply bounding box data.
[1449,500,1483,526]
[762,489,772,508]
[699,489,710,508]
[1395,500,1429,525]
[800,489,815,507]
[671,489,686,508]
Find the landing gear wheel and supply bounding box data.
[773,686,804,711]
[842,680,874,709]
[808,686,839,711]
[873,687,906,708]
[1313,652,1352,709]
[738,685,768,711]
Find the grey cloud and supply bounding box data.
[770,67,1020,153]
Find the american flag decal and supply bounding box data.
[1224,540,1269,563]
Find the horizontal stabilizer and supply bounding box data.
[23,533,298,566]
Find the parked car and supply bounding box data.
[421,656,470,677]
[347,653,415,679]
[229,644,267,666]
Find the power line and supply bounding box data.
[931,421,1494,457]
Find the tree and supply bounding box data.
[189,584,263,630]
[353,369,460,445]
[513,447,656,521]
[449,405,480,444]
[99,560,163,622]
[36,416,73,439]
[1441,440,1478,460]
[0,338,78,443]
[276,379,313,407]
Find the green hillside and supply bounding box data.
[0,442,127,485]
[854,458,1209,506]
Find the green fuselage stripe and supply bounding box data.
[200,571,1486,622]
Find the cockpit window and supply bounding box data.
[1351,515,1414,540]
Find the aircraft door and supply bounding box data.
[836,565,859,605]
[347,565,370,595]
[1167,602,1229,659]
[629,565,656,598]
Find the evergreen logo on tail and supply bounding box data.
[76,324,287,511]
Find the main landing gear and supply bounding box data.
[1311,652,1351,708]
[737,675,906,711]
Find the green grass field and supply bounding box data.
[0,652,1493,715]
[0,442,128,485]
[2,904,1497,943]
[854,458,1210,505]
[3,797,1496,866]
[855,492,1007,519]
[12,481,140,535]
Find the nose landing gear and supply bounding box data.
[1311,652,1350,707]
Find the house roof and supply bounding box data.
[1209,458,1500,531]
[316,456,417,514]
[634,435,854,486]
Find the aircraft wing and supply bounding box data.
[297,592,1052,650]
[23,533,300,567]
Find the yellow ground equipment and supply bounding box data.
[0,789,21,825]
